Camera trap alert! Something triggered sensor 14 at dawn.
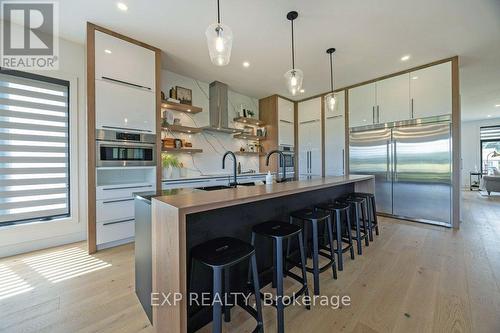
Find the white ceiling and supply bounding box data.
[58,0,500,121]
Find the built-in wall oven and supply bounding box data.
[96,129,156,167]
[279,145,295,177]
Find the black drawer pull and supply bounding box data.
[103,218,135,226]
[101,76,151,90]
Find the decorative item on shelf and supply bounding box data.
[243,126,254,134]
[161,91,166,100]
[176,86,192,105]
[256,127,266,137]
[324,47,337,112]
[163,110,174,125]
[247,143,256,152]
[184,141,193,148]
[239,146,245,152]
[284,11,303,95]
[206,0,233,66]
[161,153,180,179]
[254,142,263,153]
[169,87,177,99]
[174,138,183,149]
[173,118,181,125]
[162,138,175,149]
[179,162,187,178]
[167,98,181,104]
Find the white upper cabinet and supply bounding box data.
[95,31,155,90]
[348,82,376,127]
[410,62,452,119]
[278,97,294,146]
[298,98,322,176]
[376,73,410,123]
[95,79,156,133]
[325,91,346,176]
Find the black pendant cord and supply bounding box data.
[217,0,221,24]
[291,19,295,70]
[329,53,334,93]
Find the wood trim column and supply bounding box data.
[451,56,461,229]
[86,23,96,254]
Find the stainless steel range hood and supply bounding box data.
[202,81,241,134]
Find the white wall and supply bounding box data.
[0,37,87,258]
[161,70,261,177]
[461,117,500,187]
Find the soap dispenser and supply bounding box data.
[265,171,273,184]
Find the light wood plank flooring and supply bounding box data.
[1,191,499,333]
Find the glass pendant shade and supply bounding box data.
[325,92,336,112]
[284,68,303,95]
[206,23,233,66]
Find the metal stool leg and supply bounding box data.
[212,267,223,333]
[311,219,320,295]
[224,267,231,322]
[250,253,264,332]
[247,232,256,286]
[335,209,344,271]
[372,197,380,235]
[366,199,374,241]
[275,237,285,333]
[326,215,337,280]
[353,203,362,255]
[361,200,369,247]
[297,231,311,310]
[346,209,355,260]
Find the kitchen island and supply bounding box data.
[150,175,374,332]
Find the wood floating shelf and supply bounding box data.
[161,101,202,114]
[162,148,203,154]
[233,133,266,141]
[162,124,202,134]
[233,117,265,126]
[234,151,264,156]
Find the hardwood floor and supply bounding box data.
[1,191,499,333]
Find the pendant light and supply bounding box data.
[206,0,233,66]
[325,48,337,112]
[284,11,303,95]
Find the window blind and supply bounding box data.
[0,70,70,225]
[480,126,500,141]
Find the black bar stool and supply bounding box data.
[337,196,369,255]
[314,202,355,271]
[190,237,263,333]
[288,208,337,295]
[348,192,379,241]
[249,221,310,333]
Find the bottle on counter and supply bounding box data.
[266,171,273,184]
[237,162,241,174]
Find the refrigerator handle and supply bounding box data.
[377,105,380,123]
[393,140,398,182]
[372,106,375,124]
[386,140,390,181]
[411,98,414,119]
[342,148,345,175]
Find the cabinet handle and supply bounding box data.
[279,119,293,124]
[103,184,152,191]
[101,76,152,91]
[102,125,153,133]
[372,106,375,124]
[377,106,380,123]
[102,198,135,204]
[103,218,135,226]
[411,98,414,119]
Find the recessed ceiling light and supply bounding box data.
[495,104,500,107]
[487,115,492,118]
[299,89,305,93]
[117,2,128,11]
[401,55,411,61]
[412,76,418,80]
[104,49,112,54]
[243,61,250,68]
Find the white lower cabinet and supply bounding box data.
[96,219,135,246]
[325,91,346,176]
[298,98,322,177]
[95,182,155,248]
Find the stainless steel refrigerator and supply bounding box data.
[349,121,452,227]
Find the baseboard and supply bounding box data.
[0,232,86,259]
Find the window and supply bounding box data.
[480,125,500,174]
[0,69,70,226]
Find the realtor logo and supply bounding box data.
[1,1,59,70]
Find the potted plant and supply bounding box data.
[161,154,180,179]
